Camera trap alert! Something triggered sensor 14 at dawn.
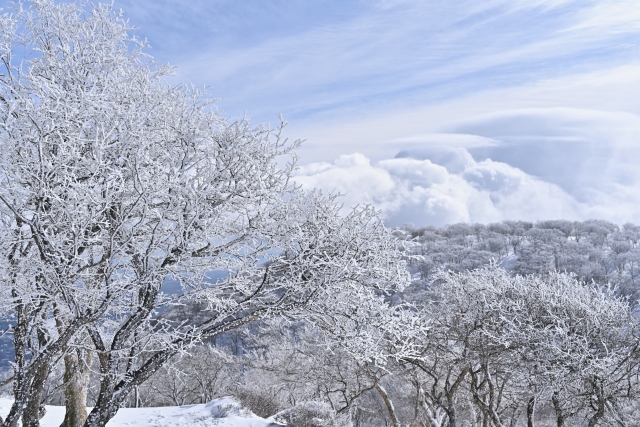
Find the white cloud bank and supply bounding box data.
[294,153,581,227]
[293,108,640,226]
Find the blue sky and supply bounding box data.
[110,0,640,122]
[10,0,640,226]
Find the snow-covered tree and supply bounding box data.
[417,267,640,427]
[0,2,410,426]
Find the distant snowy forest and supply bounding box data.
[401,219,640,300]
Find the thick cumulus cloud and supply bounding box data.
[293,153,581,227]
[293,108,640,226]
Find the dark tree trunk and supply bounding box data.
[22,361,51,427]
[446,407,457,427]
[551,393,567,427]
[4,291,28,427]
[587,384,606,427]
[527,396,536,427]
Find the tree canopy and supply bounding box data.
[0,2,410,426]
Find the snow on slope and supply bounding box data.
[0,397,279,427]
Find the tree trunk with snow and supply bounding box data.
[61,348,91,427]
[375,382,400,427]
[22,361,50,427]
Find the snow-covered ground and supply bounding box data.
[0,397,278,427]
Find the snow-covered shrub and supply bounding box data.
[235,389,283,420]
[206,397,252,419]
[272,401,351,427]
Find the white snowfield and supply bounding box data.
[0,397,280,427]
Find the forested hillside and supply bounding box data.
[143,219,640,427]
[5,220,637,427]
[400,219,640,300]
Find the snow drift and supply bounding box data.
[0,397,281,427]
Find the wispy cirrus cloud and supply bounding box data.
[291,63,640,164]
[103,0,640,123]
